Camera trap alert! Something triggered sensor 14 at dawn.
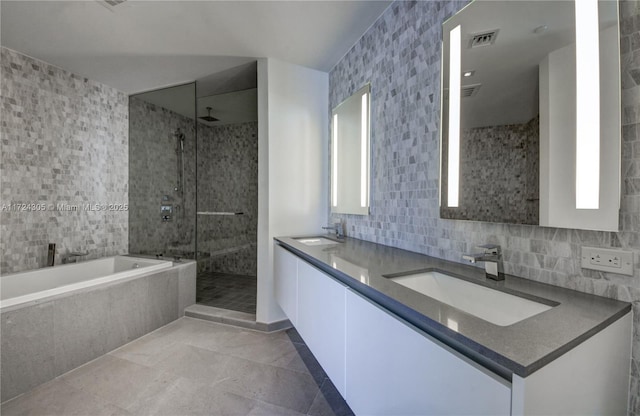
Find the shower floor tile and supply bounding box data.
[197,272,257,314]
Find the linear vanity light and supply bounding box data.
[448,25,462,208]
[361,92,369,208]
[332,114,339,207]
[575,0,600,209]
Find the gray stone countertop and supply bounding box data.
[274,235,631,380]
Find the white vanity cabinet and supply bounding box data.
[275,245,510,414]
[273,242,632,416]
[274,245,298,325]
[296,260,347,395]
[345,289,511,416]
[274,245,347,395]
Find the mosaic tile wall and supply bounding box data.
[197,121,258,276]
[128,96,196,258]
[0,47,129,274]
[329,1,640,413]
[441,116,539,224]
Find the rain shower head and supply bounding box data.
[199,107,219,122]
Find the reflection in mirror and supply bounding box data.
[331,84,371,216]
[440,0,620,231]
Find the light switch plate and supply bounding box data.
[581,246,633,276]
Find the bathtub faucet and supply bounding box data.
[47,243,56,267]
[63,251,89,264]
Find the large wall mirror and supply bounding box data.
[440,0,621,231]
[331,84,371,215]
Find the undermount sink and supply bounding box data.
[295,237,341,246]
[389,271,554,326]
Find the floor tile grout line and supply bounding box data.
[167,341,321,381]
[306,388,326,416]
[133,341,320,415]
[105,336,320,414]
[111,319,316,380]
[1,363,133,414]
[1,318,336,416]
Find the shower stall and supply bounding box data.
[128,67,258,315]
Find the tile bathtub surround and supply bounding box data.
[0,261,195,402]
[0,47,129,274]
[329,0,640,414]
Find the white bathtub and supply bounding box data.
[0,256,172,310]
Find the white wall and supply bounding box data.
[539,25,620,231]
[256,58,329,323]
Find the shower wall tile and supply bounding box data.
[329,1,640,413]
[0,47,129,274]
[197,122,258,276]
[128,96,196,257]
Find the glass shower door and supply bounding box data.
[128,83,197,260]
[195,87,258,314]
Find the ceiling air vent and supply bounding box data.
[469,29,499,48]
[442,85,481,100]
[461,84,481,98]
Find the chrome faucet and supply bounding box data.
[463,244,504,281]
[322,222,344,239]
[63,251,89,264]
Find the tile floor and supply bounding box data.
[1,317,353,416]
[197,272,257,314]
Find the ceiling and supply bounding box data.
[443,0,618,128]
[0,0,392,94]
[444,0,575,128]
[197,88,257,126]
[133,83,257,126]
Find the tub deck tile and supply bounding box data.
[1,301,56,401]
[106,275,149,351]
[146,270,179,331]
[53,287,113,376]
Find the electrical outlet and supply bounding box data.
[581,247,633,276]
[609,256,621,268]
